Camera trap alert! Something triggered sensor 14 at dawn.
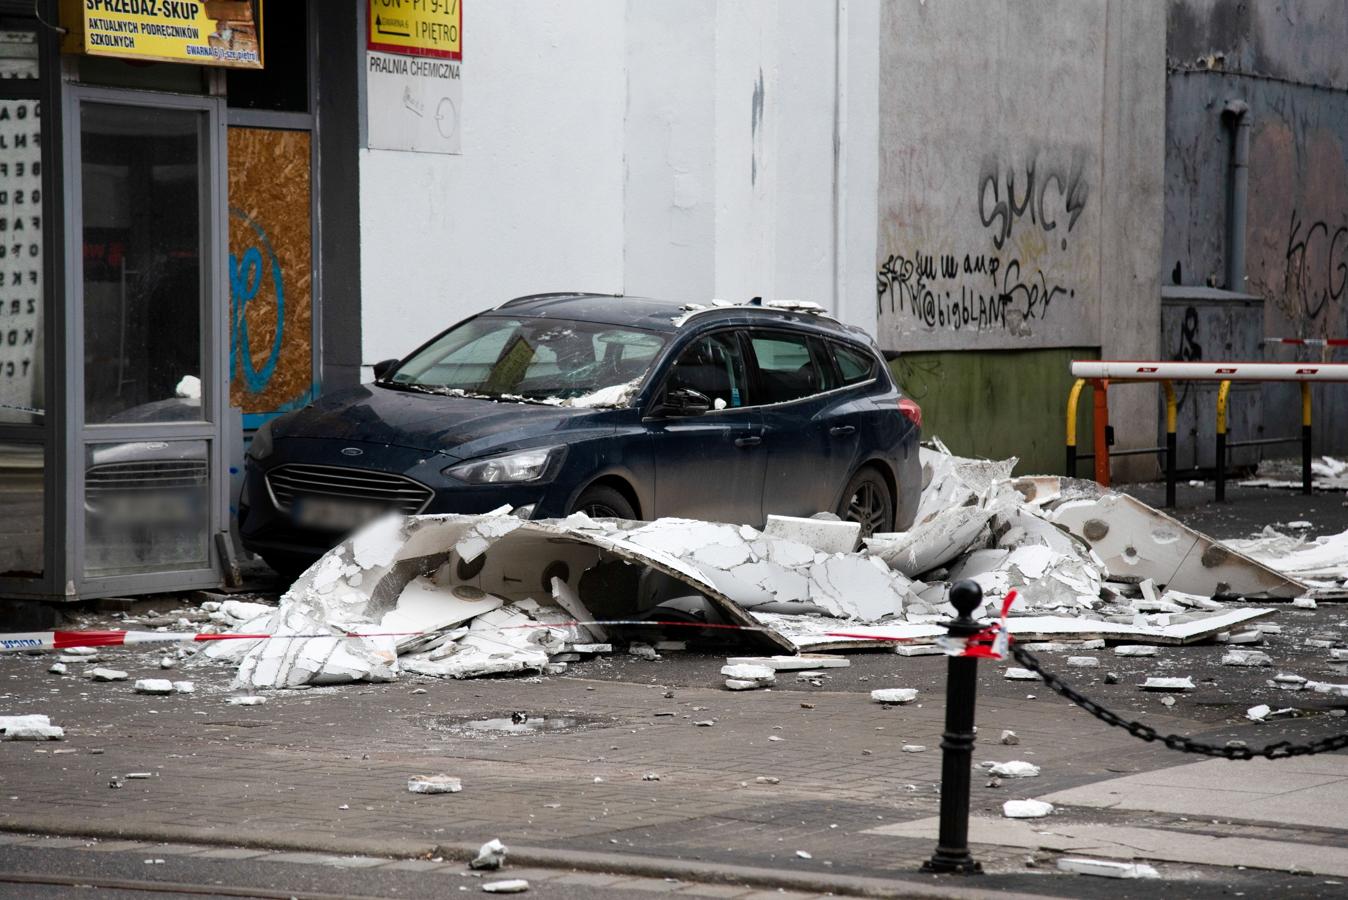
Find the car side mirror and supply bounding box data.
[660,388,713,417]
[372,358,399,382]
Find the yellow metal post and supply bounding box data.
[1215,380,1231,502]
[1302,382,1313,495]
[1065,378,1086,476]
[1163,380,1177,507]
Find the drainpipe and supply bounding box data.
[831,0,849,319]
[1222,99,1250,293]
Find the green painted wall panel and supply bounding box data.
[889,348,1100,476]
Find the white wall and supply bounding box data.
[359,1,881,371]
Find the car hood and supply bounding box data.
[273,385,616,459]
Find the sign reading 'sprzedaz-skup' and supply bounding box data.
[62,0,263,69]
[368,0,461,60]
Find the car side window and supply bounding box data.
[749,332,836,404]
[833,342,877,385]
[663,331,749,409]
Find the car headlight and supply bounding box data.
[444,446,566,484]
[247,420,275,461]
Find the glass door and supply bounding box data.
[68,89,225,594]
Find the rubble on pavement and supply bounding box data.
[195,441,1328,688]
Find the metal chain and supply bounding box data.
[1009,644,1348,761]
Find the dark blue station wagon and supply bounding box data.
[238,294,922,575]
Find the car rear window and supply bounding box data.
[833,342,877,385]
[748,332,837,404]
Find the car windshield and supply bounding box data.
[387,316,668,405]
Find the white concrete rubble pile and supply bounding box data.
[206,442,1304,688]
[1242,455,1348,492]
[1225,526,1348,596]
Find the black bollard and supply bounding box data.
[922,579,985,875]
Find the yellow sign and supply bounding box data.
[368,0,461,60]
[62,0,263,69]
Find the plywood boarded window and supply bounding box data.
[227,127,313,424]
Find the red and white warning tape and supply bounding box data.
[1262,337,1348,347]
[1,606,1017,659]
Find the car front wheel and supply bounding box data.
[838,468,894,538]
[571,484,637,520]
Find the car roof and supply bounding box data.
[490,292,874,343]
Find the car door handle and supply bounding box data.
[734,435,762,448]
[829,425,857,437]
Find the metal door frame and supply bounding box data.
[62,85,228,598]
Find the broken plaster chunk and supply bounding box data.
[763,514,861,554]
[871,688,918,704]
[407,774,462,794]
[1330,649,1348,661]
[628,643,660,661]
[1000,730,1019,745]
[1066,657,1099,668]
[1292,597,1318,609]
[134,679,175,695]
[755,776,780,785]
[482,880,530,894]
[89,668,128,682]
[1221,650,1272,667]
[1003,799,1053,819]
[571,644,612,654]
[48,662,67,675]
[1140,677,1195,692]
[901,744,927,753]
[1003,668,1040,681]
[989,761,1040,778]
[470,838,507,870]
[5,724,64,741]
[1114,645,1157,657]
[725,655,850,671]
[1058,858,1160,879]
[725,679,769,691]
[1246,704,1271,721]
[1306,681,1348,698]
[226,695,267,706]
[721,664,776,682]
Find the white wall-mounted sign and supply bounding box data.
[366,51,462,155]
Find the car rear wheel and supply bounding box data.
[571,484,637,520]
[838,468,894,539]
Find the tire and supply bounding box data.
[571,484,637,520]
[260,551,315,582]
[837,467,894,539]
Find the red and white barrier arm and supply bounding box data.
[1262,338,1348,347]
[1071,360,1348,382]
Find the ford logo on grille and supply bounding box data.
[340,447,363,457]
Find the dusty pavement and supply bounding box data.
[1,483,1347,898]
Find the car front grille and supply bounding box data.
[86,460,209,494]
[265,464,433,515]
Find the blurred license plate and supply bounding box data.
[293,498,387,532]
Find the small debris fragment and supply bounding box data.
[870,688,918,704]
[1003,799,1053,819]
[642,773,660,781]
[159,657,177,670]
[768,735,784,742]
[1160,696,1176,708]
[108,777,123,789]
[1003,668,1039,681]
[481,879,530,893]
[901,744,927,753]
[408,774,462,794]
[134,679,175,695]
[4,725,64,741]
[48,663,66,675]
[799,702,815,709]
[226,696,266,706]
[989,761,1040,778]
[999,730,1019,745]
[1222,650,1272,667]
[754,776,780,785]
[628,643,660,661]
[1057,857,1160,879]
[1066,657,1099,668]
[172,681,194,694]
[125,772,153,780]
[1140,677,1195,692]
[1114,646,1157,657]
[1104,672,1119,685]
[470,838,507,870]
[1292,597,1317,610]
[795,850,813,859]
[693,720,715,727]
[1246,704,1271,721]
[89,668,128,682]
[412,688,428,695]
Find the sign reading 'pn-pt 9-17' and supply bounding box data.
[61,0,263,68]
[368,0,461,60]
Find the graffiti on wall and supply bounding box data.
[1283,211,1347,323]
[877,150,1089,338]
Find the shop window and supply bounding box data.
[0,441,42,577]
[227,0,309,113]
[0,94,42,426]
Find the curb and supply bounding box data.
[0,819,1039,899]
